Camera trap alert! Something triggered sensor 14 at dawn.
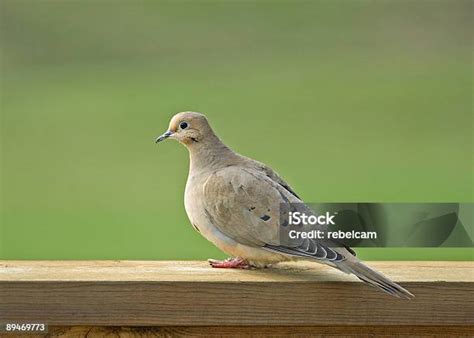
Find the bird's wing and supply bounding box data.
[254,161,301,199]
[202,165,413,298]
[202,165,347,262]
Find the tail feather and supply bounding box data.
[337,259,414,299]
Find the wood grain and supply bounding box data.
[1,260,472,282]
[0,261,472,327]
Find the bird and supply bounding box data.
[155,111,413,299]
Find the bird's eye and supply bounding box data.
[179,121,188,129]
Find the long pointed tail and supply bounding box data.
[337,258,414,299]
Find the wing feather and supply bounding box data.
[202,165,348,263]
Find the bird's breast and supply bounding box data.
[184,174,209,230]
[184,174,234,245]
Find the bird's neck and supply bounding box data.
[187,134,238,174]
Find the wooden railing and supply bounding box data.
[0,261,473,336]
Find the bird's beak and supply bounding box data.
[155,130,173,143]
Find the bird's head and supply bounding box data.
[155,111,213,146]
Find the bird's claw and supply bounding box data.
[208,257,250,269]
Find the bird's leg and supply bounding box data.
[208,257,250,269]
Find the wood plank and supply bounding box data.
[0,261,472,327]
[1,260,471,282]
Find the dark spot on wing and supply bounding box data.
[248,206,256,211]
[344,245,357,256]
[192,223,201,233]
[260,215,271,221]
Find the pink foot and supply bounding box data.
[208,257,250,269]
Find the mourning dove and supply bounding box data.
[156,111,413,299]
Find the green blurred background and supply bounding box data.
[1,1,472,261]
